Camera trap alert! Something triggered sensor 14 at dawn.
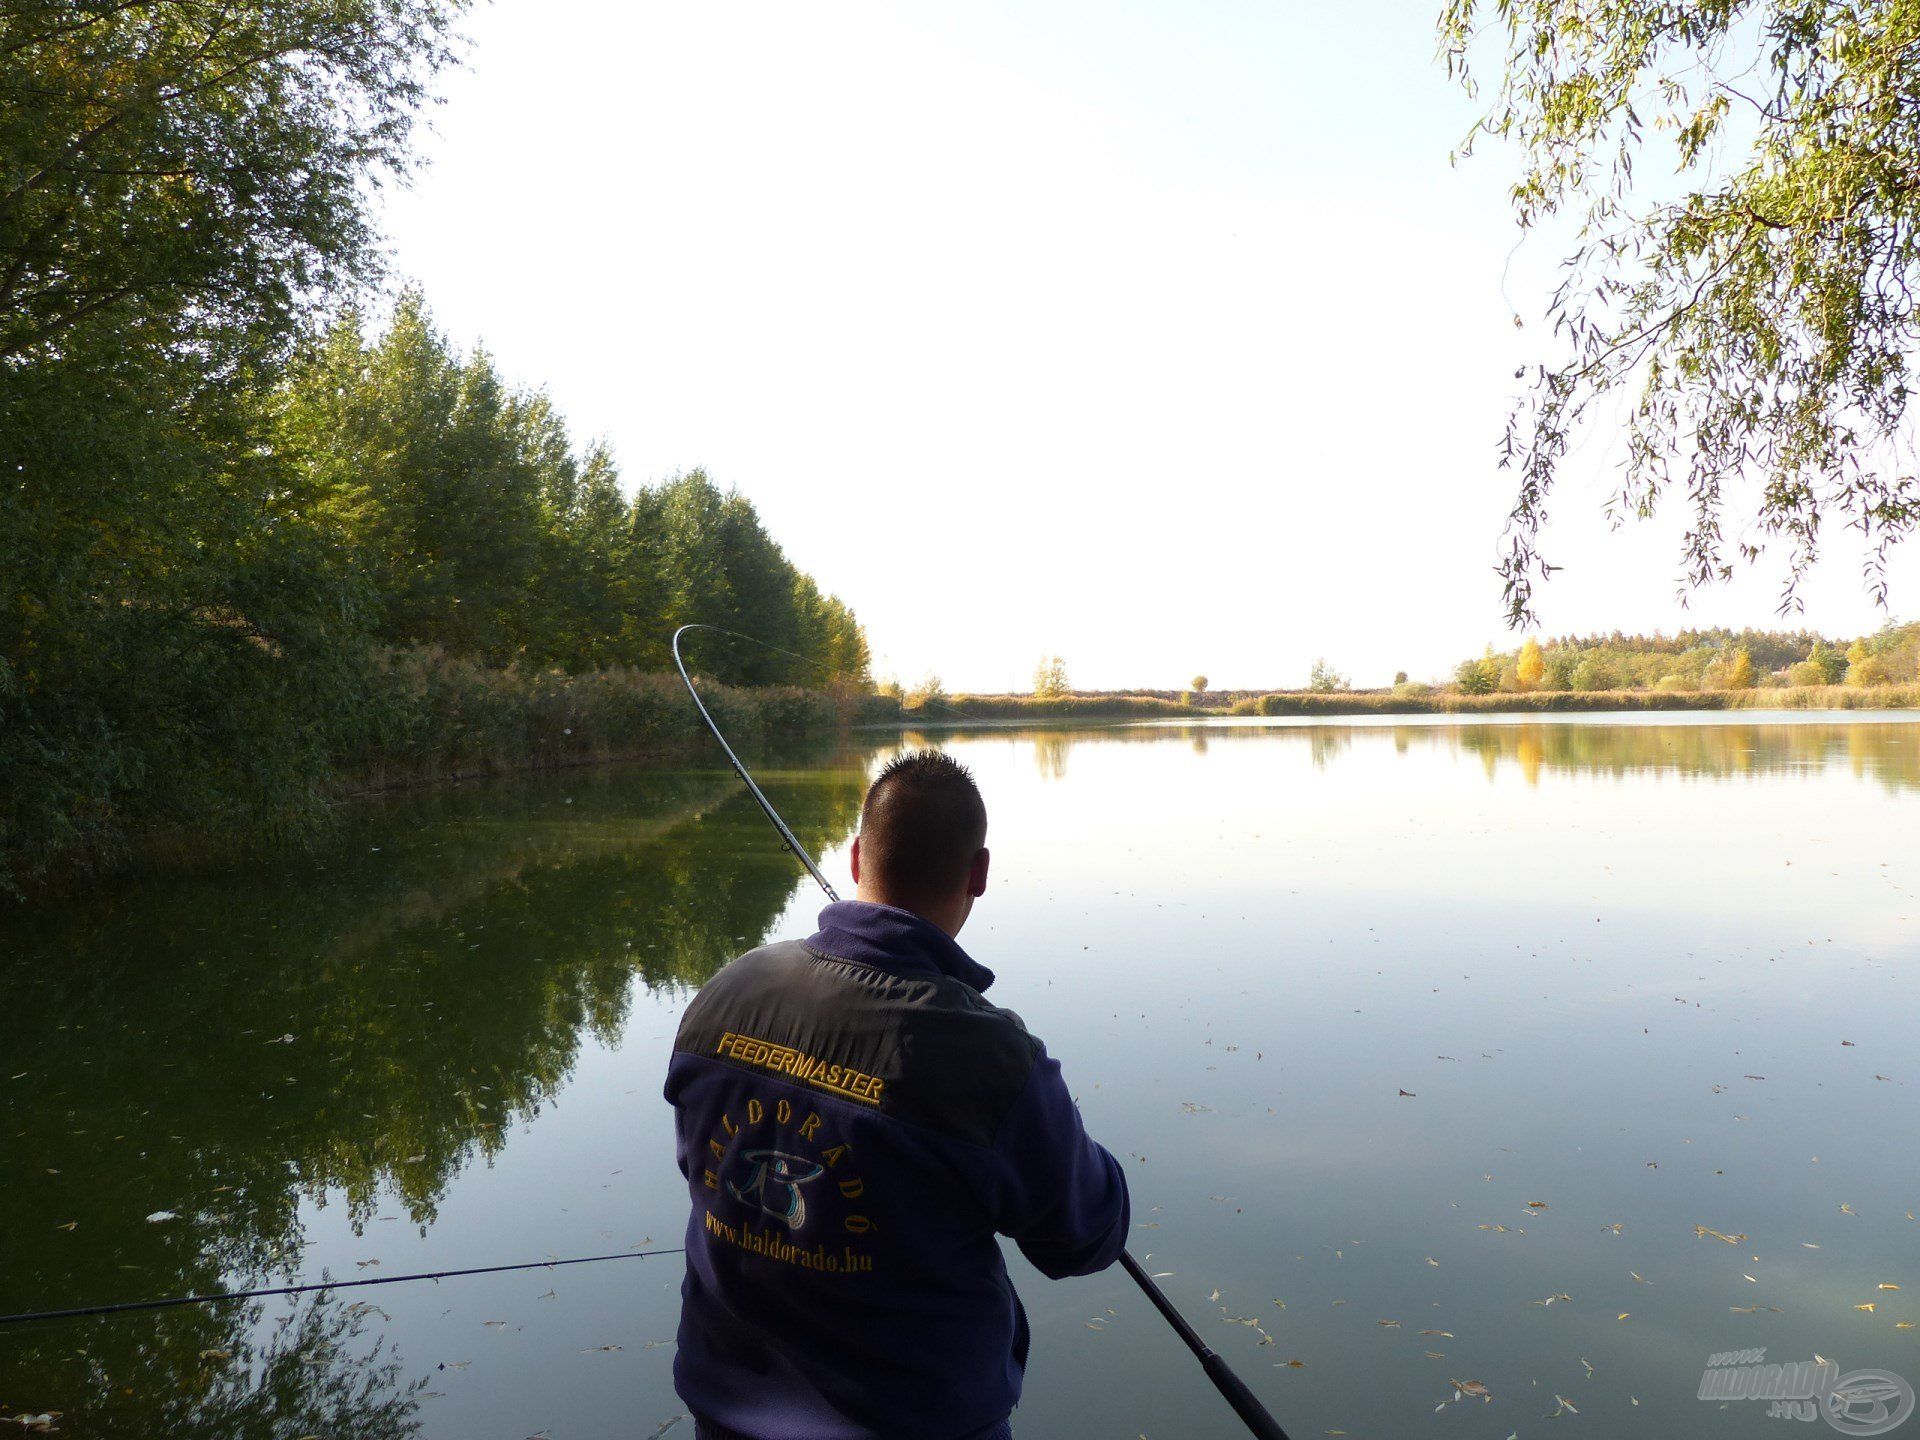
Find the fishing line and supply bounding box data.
[0,1247,685,1328]
[671,623,1293,1440]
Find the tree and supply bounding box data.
[1190,674,1209,693]
[0,1,464,368]
[1308,658,1350,693]
[1711,647,1757,690]
[1443,0,1920,624]
[1571,657,1615,692]
[1515,637,1546,691]
[1033,656,1070,698]
[1806,639,1847,686]
[1456,652,1497,695]
[1,0,465,890]
[1393,670,1409,686]
[1846,638,1889,686]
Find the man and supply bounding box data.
[664,750,1130,1440]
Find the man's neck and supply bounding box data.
[852,885,966,940]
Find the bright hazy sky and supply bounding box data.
[378,0,1920,692]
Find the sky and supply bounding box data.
[377,0,1920,692]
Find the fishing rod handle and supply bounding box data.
[1201,1350,1293,1440]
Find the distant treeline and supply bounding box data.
[0,7,866,893]
[1449,625,1920,695]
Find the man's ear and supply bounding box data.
[850,834,863,886]
[968,846,990,898]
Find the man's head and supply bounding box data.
[850,750,989,936]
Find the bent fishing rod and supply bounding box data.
[671,623,1292,1440]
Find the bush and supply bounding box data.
[1654,674,1690,693]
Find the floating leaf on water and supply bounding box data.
[1451,1378,1491,1400]
[1744,1274,1759,1283]
[1600,1222,1623,1234]
[1631,1271,1649,1284]
[1803,1243,1821,1249]
[1551,1394,1579,1415]
[1526,1201,1548,1209]
[1856,1303,1877,1313]
[1378,1320,1400,1328]
[1427,1256,1440,1266]
[1694,1225,1747,1245]
[1209,1289,1222,1302]
[1418,1329,1453,1337]
[483,1319,507,1329]
[1277,1359,1305,1368]
[198,1349,232,1361]
[580,1343,622,1352]
[1841,1204,1857,1216]
[146,1211,177,1223]
[1398,1089,1416,1097]
[1878,1283,1901,1291]
[1425,1350,1446,1358]
[1897,1323,1917,1330]
[1731,1305,1760,1313]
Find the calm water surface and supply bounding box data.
[3,715,1918,1439]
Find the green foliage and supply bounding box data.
[1,0,464,893]
[0,0,465,369]
[1442,0,1920,622]
[1308,658,1350,693]
[1807,640,1848,685]
[1455,652,1498,695]
[1571,657,1615,692]
[276,301,870,687]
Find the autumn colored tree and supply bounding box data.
[1515,637,1546,690]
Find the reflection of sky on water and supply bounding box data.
[3,719,1915,1438]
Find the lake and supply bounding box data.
[3,714,1918,1439]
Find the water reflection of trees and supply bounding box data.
[924,719,1920,792]
[1444,721,1920,790]
[0,749,864,1437]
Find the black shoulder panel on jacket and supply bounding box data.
[673,941,1040,1148]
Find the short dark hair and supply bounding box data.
[858,750,987,904]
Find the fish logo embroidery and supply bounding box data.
[727,1149,825,1231]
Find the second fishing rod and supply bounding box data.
[671,624,1291,1440]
